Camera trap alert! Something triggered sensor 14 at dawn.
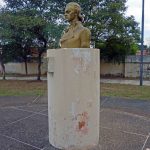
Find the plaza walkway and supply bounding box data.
[0,95,150,150]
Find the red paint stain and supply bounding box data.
[78,121,86,130]
[76,111,89,134]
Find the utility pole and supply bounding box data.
[140,0,145,86]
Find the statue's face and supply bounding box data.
[64,5,77,22]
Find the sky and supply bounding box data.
[0,0,150,45]
[126,0,150,46]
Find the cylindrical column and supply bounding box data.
[47,48,100,150]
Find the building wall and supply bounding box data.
[100,55,150,78]
[125,63,150,78]
[100,62,125,77]
[5,62,47,75]
[4,55,150,78]
[125,55,150,78]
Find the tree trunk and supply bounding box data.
[24,57,28,75]
[36,37,47,81]
[2,63,5,80]
[0,62,5,80]
[37,52,42,81]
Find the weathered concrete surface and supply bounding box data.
[0,96,150,150]
[47,48,100,149]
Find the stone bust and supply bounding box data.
[60,2,91,48]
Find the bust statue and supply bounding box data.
[60,2,91,48]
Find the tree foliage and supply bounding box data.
[0,0,140,72]
[42,0,140,63]
[0,0,64,79]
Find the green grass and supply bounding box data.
[0,80,47,96]
[101,83,150,100]
[0,80,150,100]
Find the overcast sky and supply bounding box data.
[0,0,150,45]
[126,0,150,45]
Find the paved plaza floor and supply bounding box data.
[0,96,150,150]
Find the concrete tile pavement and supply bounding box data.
[0,96,149,150]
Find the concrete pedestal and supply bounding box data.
[47,48,100,150]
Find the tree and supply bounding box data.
[98,36,139,63]
[0,0,64,80]
[0,43,18,80]
[0,10,35,75]
[43,0,140,62]
[0,48,5,80]
[95,0,140,62]
[0,0,140,72]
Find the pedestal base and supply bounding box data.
[47,48,100,149]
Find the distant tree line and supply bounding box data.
[0,0,140,80]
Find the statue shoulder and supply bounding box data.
[63,26,70,33]
[80,27,91,36]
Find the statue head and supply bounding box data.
[64,2,83,22]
